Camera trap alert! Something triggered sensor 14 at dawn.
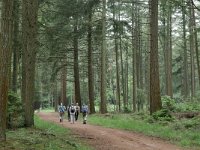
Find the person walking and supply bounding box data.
[67,104,71,122]
[81,104,88,124]
[58,103,66,122]
[69,103,76,124]
[75,103,80,121]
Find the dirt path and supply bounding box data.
[37,112,184,150]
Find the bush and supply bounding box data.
[124,106,132,113]
[161,96,176,111]
[7,91,24,128]
[152,109,174,122]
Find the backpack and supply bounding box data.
[70,106,75,113]
[82,106,88,113]
[59,106,65,113]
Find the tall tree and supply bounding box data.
[181,0,189,98]
[192,1,200,89]
[21,0,39,127]
[73,19,82,106]
[100,0,107,113]
[12,0,20,93]
[164,2,173,97]
[87,7,95,113]
[149,0,162,114]
[132,2,137,112]
[188,0,195,98]
[61,64,67,106]
[113,1,121,112]
[0,0,14,141]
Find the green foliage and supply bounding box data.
[148,96,176,123]
[174,101,200,112]
[2,116,91,150]
[152,109,173,122]
[89,113,200,148]
[123,106,132,113]
[161,96,176,111]
[182,117,200,129]
[7,91,24,128]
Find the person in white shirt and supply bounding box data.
[69,103,76,124]
[75,103,80,121]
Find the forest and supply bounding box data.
[0,0,200,149]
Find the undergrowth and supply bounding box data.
[88,98,200,149]
[1,116,91,150]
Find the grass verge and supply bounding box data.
[88,113,200,149]
[0,115,91,150]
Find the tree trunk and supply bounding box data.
[192,2,200,88]
[0,0,14,141]
[166,3,173,98]
[132,2,137,112]
[12,0,20,93]
[73,20,82,107]
[61,66,67,106]
[120,36,126,109]
[182,1,189,98]
[22,0,39,127]
[113,1,121,112]
[88,10,95,113]
[149,0,162,114]
[125,46,129,108]
[100,0,107,113]
[189,0,195,98]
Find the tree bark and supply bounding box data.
[165,3,173,98]
[113,1,121,112]
[149,0,162,114]
[61,65,67,106]
[189,0,195,98]
[22,0,39,127]
[100,0,107,113]
[181,1,189,98]
[88,9,95,113]
[12,0,20,93]
[73,20,82,107]
[192,2,200,89]
[132,2,137,112]
[0,0,14,141]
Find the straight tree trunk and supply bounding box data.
[73,20,82,107]
[189,0,195,98]
[61,66,67,106]
[113,1,121,112]
[115,42,121,112]
[182,1,189,98]
[149,0,162,114]
[119,37,126,109]
[0,0,14,141]
[192,3,200,88]
[125,46,129,107]
[22,0,39,127]
[161,1,173,98]
[100,0,107,113]
[12,0,20,93]
[88,10,95,113]
[132,2,137,112]
[166,3,173,98]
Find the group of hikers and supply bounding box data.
[58,102,89,124]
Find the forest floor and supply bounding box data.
[37,112,185,150]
